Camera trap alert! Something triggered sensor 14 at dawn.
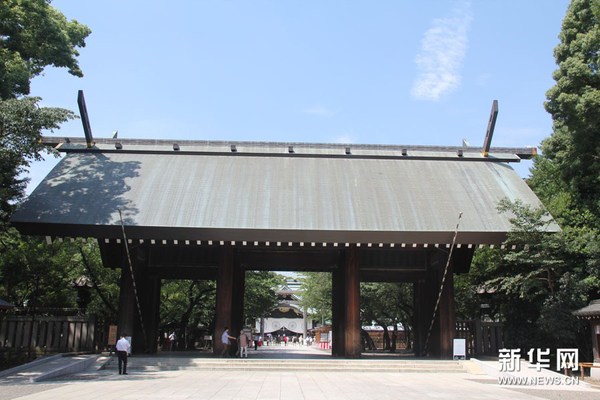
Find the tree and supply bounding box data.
[457,1,600,357]
[160,279,216,350]
[0,0,91,99]
[0,98,74,223]
[0,0,90,224]
[0,1,90,316]
[298,272,332,326]
[543,0,600,217]
[457,199,597,354]
[360,282,413,351]
[158,272,282,350]
[244,271,282,322]
[0,236,119,316]
[454,247,502,321]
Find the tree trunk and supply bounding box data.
[390,324,397,353]
[376,320,390,350]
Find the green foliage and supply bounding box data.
[527,155,598,229]
[158,271,281,348]
[75,239,120,319]
[0,229,77,308]
[360,282,412,327]
[454,247,501,320]
[160,280,216,332]
[360,282,413,351]
[244,271,283,321]
[490,199,565,300]
[456,198,598,353]
[0,0,91,99]
[298,272,332,325]
[544,0,600,217]
[0,2,92,321]
[0,1,89,223]
[0,231,119,318]
[0,97,74,223]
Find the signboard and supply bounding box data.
[108,325,118,345]
[453,338,466,360]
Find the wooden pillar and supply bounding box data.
[214,246,234,355]
[422,254,456,359]
[230,255,245,354]
[344,246,361,358]
[138,274,161,353]
[412,280,425,356]
[426,264,441,357]
[117,245,158,354]
[117,264,136,346]
[438,261,455,358]
[331,265,345,357]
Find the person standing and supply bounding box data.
[116,334,131,375]
[220,327,236,357]
[168,331,177,351]
[238,330,249,358]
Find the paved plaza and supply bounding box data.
[0,345,599,400]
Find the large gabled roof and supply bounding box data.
[11,138,558,246]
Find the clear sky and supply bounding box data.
[26,0,571,192]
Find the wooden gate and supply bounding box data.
[455,320,505,357]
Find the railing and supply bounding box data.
[455,320,505,357]
[0,314,95,353]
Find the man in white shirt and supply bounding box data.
[115,334,131,375]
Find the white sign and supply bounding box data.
[453,338,466,360]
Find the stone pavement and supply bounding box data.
[0,345,599,400]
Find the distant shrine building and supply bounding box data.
[11,115,559,358]
[258,279,312,340]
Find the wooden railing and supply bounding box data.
[0,314,96,353]
[455,320,505,357]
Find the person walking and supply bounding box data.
[220,327,236,357]
[116,333,131,375]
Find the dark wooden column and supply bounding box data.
[117,245,159,354]
[425,264,441,357]
[331,265,345,357]
[344,246,361,358]
[230,252,245,354]
[421,253,456,359]
[438,260,455,358]
[214,246,234,355]
[412,280,426,356]
[117,263,136,345]
[138,274,161,353]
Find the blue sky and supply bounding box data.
[27,0,571,191]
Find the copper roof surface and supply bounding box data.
[11,139,557,245]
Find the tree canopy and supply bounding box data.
[298,272,332,326]
[0,0,90,224]
[454,0,600,359]
[360,282,413,351]
[543,0,600,217]
[0,97,74,223]
[0,0,91,99]
[0,1,92,318]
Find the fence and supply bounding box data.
[455,320,505,357]
[0,314,96,354]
